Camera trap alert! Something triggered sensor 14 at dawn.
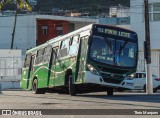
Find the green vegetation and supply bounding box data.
[37,0,129,15]
[1,0,129,15]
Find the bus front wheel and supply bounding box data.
[68,75,76,96]
[107,88,113,95]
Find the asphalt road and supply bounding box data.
[0,90,160,118]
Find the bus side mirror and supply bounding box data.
[88,36,92,45]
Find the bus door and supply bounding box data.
[21,54,33,89]
[27,55,36,89]
[76,36,88,83]
[49,47,58,87]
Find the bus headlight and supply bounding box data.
[87,64,99,75]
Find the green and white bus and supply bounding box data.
[21,24,138,95]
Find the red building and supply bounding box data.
[36,19,74,46]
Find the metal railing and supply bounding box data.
[137,51,160,77]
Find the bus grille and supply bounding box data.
[97,66,127,74]
[102,78,122,84]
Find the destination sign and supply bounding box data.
[96,27,134,39]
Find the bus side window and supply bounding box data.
[72,35,79,45]
[61,38,70,50]
[43,46,52,62]
[69,35,79,55]
[35,48,44,64]
[59,38,70,58]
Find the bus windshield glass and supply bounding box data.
[90,36,137,67]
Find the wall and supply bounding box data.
[0,15,36,55]
[74,22,93,30]
[98,17,130,29]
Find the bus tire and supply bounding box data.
[32,79,45,94]
[107,88,113,95]
[68,75,76,96]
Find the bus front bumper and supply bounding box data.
[84,71,133,89]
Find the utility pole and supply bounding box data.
[144,0,153,94]
[11,2,18,49]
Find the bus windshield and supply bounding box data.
[90,36,137,67]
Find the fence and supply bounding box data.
[0,57,23,82]
[137,50,160,77]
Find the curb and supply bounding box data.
[3,89,24,91]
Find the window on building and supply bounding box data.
[149,3,160,21]
[41,26,48,34]
[56,25,63,36]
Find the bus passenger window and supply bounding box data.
[35,48,44,64]
[58,38,70,58]
[61,38,70,50]
[69,35,79,55]
[43,46,52,62]
[72,35,79,45]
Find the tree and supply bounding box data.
[0,0,32,49]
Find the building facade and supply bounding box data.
[0,14,130,56]
[0,15,96,55]
[37,19,74,45]
[0,15,36,55]
[130,0,160,77]
[130,0,160,50]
